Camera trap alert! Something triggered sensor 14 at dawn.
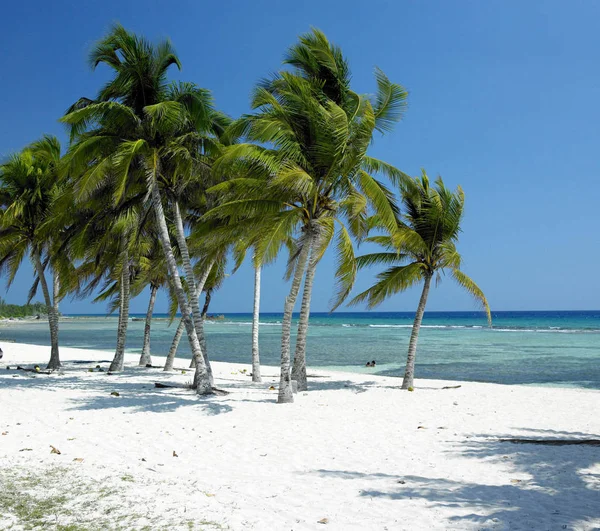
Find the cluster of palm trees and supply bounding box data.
[0,25,490,401]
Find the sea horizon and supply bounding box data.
[60,309,600,316]
[2,310,599,390]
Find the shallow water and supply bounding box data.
[1,311,599,388]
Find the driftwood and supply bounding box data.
[250,374,329,379]
[146,365,191,372]
[154,382,185,389]
[16,365,52,375]
[500,438,600,446]
[154,382,229,396]
[442,385,462,389]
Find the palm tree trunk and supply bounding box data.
[50,268,61,369]
[164,317,185,371]
[32,250,60,370]
[52,269,60,317]
[291,243,318,391]
[109,260,130,373]
[139,284,158,366]
[191,289,211,369]
[201,289,212,318]
[172,200,213,384]
[166,261,214,372]
[278,232,313,404]
[188,260,215,368]
[401,273,433,390]
[148,154,211,394]
[251,265,262,383]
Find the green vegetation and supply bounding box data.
[0,297,48,319]
[0,466,224,530]
[0,25,489,396]
[351,171,491,389]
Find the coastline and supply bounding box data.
[1,313,599,390]
[1,342,599,530]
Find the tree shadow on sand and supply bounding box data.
[308,428,600,529]
[0,361,235,415]
[306,379,406,393]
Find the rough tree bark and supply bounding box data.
[278,232,313,404]
[149,156,211,394]
[201,289,212,318]
[191,288,211,368]
[251,265,262,383]
[109,259,131,373]
[162,257,215,374]
[172,201,213,384]
[188,261,215,369]
[291,240,319,391]
[139,283,158,366]
[401,273,433,390]
[32,250,60,370]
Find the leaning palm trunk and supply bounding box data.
[251,265,262,383]
[201,289,212,318]
[164,317,185,371]
[278,232,313,404]
[139,284,158,366]
[109,263,131,372]
[401,273,433,390]
[50,269,61,369]
[32,250,60,370]
[148,156,211,394]
[191,291,210,368]
[166,260,214,372]
[172,201,213,383]
[188,261,215,369]
[291,243,319,391]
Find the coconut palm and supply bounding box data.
[62,25,227,394]
[251,263,262,382]
[209,29,407,401]
[351,171,491,389]
[0,135,66,369]
[69,196,147,373]
[162,262,214,372]
[131,233,170,366]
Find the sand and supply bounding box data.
[0,343,599,530]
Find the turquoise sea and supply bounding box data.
[1,311,599,389]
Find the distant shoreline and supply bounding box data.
[27,309,600,317]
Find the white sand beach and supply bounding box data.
[1,343,599,530]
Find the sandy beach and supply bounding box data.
[1,343,599,530]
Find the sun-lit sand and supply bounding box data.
[1,343,599,530]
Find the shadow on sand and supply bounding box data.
[1,361,239,415]
[307,428,600,529]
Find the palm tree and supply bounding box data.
[251,263,262,382]
[70,198,146,373]
[210,28,407,401]
[62,25,225,394]
[131,234,170,366]
[163,259,215,372]
[351,171,491,389]
[0,136,66,369]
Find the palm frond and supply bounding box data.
[349,262,424,309]
[451,269,492,325]
[372,67,408,133]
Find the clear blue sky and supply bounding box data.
[1,0,599,314]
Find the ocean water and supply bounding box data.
[1,311,599,389]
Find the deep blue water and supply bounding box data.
[1,311,599,388]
